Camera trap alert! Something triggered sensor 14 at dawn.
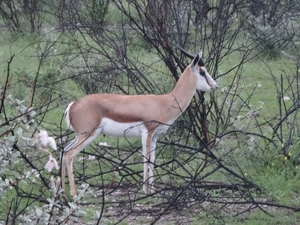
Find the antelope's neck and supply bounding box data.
[169,68,197,114]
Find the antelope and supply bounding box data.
[61,47,218,196]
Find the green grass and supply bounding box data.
[218,55,295,117]
[1,25,300,224]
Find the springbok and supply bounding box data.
[61,48,218,196]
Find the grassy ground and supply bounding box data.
[1,28,300,224]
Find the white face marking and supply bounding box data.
[190,54,218,92]
[195,67,218,92]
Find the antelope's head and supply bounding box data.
[177,46,218,92]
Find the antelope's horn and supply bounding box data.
[176,46,205,67]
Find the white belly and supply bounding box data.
[100,118,144,138]
[100,117,174,138]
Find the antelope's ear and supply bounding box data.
[191,52,202,71]
[193,54,200,67]
[193,51,204,68]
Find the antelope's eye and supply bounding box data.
[200,70,206,76]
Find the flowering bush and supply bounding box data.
[35,130,59,173]
[0,87,87,224]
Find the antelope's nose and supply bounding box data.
[210,80,218,89]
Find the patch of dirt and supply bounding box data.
[73,185,272,225]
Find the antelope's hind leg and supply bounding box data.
[62,131,101,196]
[61,136,78,195]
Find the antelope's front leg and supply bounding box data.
[148,135,157,193]
[141,130,150,194]
[61,152,66,193]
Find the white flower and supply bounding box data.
[36,130,57,150]
[99,142,109,147]
[247,110,259,119]
[50,176,55,190]
[45,156,59,172]
[50,176,61,193]
[47,137,57,150]
[88,155,96,160]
